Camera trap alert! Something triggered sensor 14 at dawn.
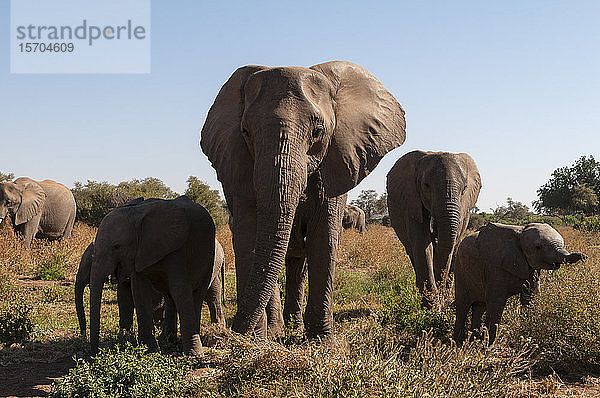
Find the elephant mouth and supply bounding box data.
[550,262,562,270]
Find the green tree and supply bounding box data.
[117,177,177,200]
[73,177,179,226]
[184,176,228,229]
[0,171,14,183]
[351,190,388,224]
[536,156,600,215]
[492,197,532,221]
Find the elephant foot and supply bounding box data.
[185,334,203,358]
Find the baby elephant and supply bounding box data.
[453,222,584,344]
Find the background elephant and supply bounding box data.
[201,61,406,338]
[0,177,76,247]
[342,204,367,233]
[387,151,481,297]
[453,222,584,344]
[88,196,215,357]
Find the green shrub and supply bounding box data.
[0,303,34,345]
[380,281,452,339]
[42,286,66,303]
[50,344,199,398]
[505,265,600,372]
[35,253,67,281]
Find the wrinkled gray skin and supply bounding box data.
[88,196,215,358]
[342,204,367,233]
[387,151,481,299]
[201,61,406,338]
[76,239,225,342]
[453,222,585,344]
[0,178,76,247]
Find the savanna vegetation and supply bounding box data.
[1,161,600,397]
[1,218,599,397]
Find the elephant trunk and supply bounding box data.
[432,197,461,285]
[75,271,88,338]
[232,129,306,334]
[89,267,110,355]
[75,243,94,337]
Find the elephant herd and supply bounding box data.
[1,60,585,357]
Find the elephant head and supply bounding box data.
[416,153,480,281]
[517,223,584,273]
[88,198,190,354]
[201,61,406,333]
[0,179,46,226]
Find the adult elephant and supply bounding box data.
[201,61,406,338]
[342,204,367,233]
[88,196,215,357]
[387,151,481,296]
[0,178,76,247]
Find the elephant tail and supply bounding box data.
[221,257,225,306]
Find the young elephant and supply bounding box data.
[88,196,215,357]
[453,222,584,344]
[75,239,226,341]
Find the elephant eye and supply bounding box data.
[312,125,324,139]
[535,244,542,250]
[113,243,121,250]
[241,128,250,138]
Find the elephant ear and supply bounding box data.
[386,151,426,224]
[134,201,189,272]
[200,65,268,202]
[480,223,530,280]
[457,153,482,211]
[310,61,406,197]
[14,178,46,225]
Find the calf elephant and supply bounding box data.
[76,239,225,342]
[453,222,584,344]
[0,178,76,247]
[88,196,215,357]
[201,61,406,338]
[387,151,481,297]
[342,204,367,233]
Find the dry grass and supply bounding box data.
[1,221,600,396]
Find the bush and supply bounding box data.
[73,178,178,226]
[380,281,452,340]
[0,303,34,345]
[50,344,199,398]
[35,253,67,281]
[505,263,600,372]
[184,176,228,229]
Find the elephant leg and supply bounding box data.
[407,222,436,306]
[172,284,202,357]
[160,295,178,342]
[304,195,345,339]
[452,293,469,345]
[283,255,307,331]
[470,301,486,339]
[131,277,158,352]
[484,301,506,345]
[117,281,136,344]
[20,213,42,248]
[205,276,225,326]
[266,286,285,338]
[62,208,76,240]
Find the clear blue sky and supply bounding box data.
[1,1,599,212]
